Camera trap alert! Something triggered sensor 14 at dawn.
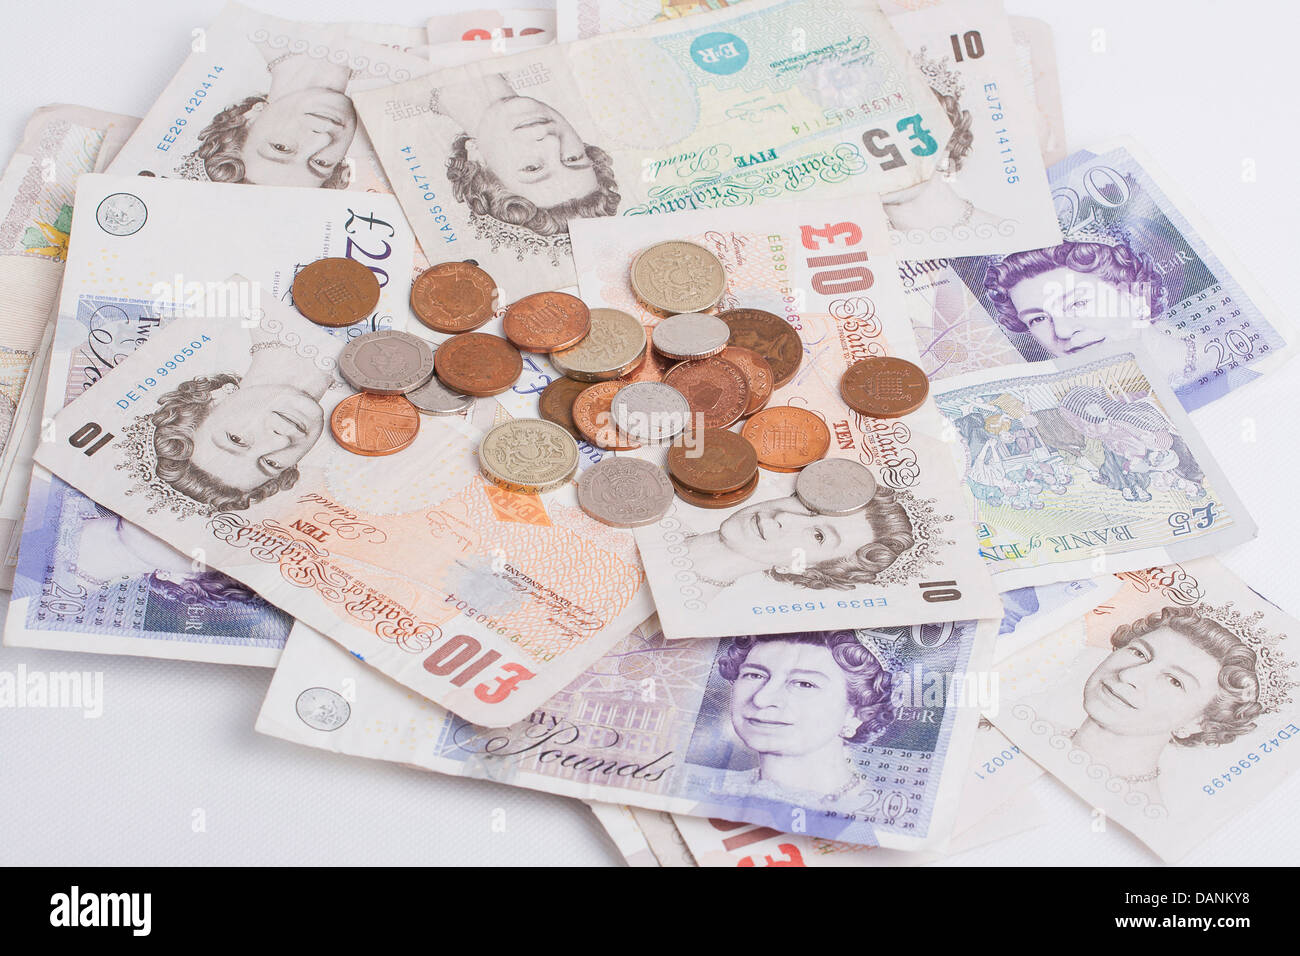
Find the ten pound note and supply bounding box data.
[569,195,1003,641]
[989,558,1300,861]
[353,0,956,297]
[29,305,653,725]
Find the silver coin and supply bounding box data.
[295,687,351,731]
[577,457,674,528]
[549,308,648,382]
[795,458,879,516]
[651,313,730,361]
[610,382,691,444]
[630,240,727,314]
[338,329,435,395]
[479,419,579,493]
[405,371,475,415]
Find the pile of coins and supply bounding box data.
[291,240,928,526]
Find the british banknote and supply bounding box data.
[933,344,1255,590]
[989,558,1300,861]
[257,614,996,850]
[31,301,652,722]
[905,140,1292,410]
[1008,16,1065,166]
[5,172,416,665]
[107,4,431,194]
[0,104,141,587]
[570,195,1002,641]
[994,576,1120,663]
[354,0,954,298]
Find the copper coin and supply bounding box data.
[503,291,591,353]
[840,356,930,418]
[617,346,673,385]
[719,345,774,416]
[330,393,420,456]
[670,472,759,509]
[666,427,758,495]
[292,257,381,328]
[410,261,498,333]
[662,356,749,430]
[719,308,803,388]
[571,381,639,450]
[433,332,523,397]
[741,406,831,471]
[538,376,590,441]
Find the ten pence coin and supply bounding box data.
[577,458,675,528]
[794,458,879,516]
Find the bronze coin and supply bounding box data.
[433,332,523,397]
[617,346,673,385]
[719,345,774,416]
[292,257,381,328]
[538,376,590,441]
[740,406,831,471]
[670,471,759,509]
[718,308,803,388]
[330,393,420,456]
[502,291,591,353]
[410,261,498,333]
[662,357,749,430]
[666,427,758,495]
[840,356,930,418]
[571,381,639,450]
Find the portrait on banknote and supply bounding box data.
[433,75,620,240]
[992,560,1300,859]
[115,324,334,515]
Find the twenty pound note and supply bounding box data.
[989,559,1300,861]
[354,0,953,297]
[259,615,997,852]
[932,344,1256,590]
[570,195,1002,641]
[30,307,652,725]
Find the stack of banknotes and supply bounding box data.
[2,0,1296,866]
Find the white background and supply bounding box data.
[0,0,1297,866]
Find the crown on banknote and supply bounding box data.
[912,46,964,101]
[177,150,211,183]
[1196,601,1298,714]
[1061,214,1126,248]
[871,491,954,587]
[115,415,216,520]
[468,213,571,267]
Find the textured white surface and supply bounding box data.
[1,0,1298,865]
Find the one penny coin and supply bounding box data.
[538,376,590,441]
[662,356,749,430]
[719,308,802,388]
[571,381,639,450]
[666,427,758,495]
[740,406,831,471]
[292,257,381,328]
[719,345,774,416]
[410,261,498,333]
[433,332,523,397]
[502,291,591,353]
[330,393,420,456]
[840,356,930,418]
[630,240,727,314]
[670,471,759,509]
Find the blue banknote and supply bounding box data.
[904,139,1290,410]
[259,615,996,851]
